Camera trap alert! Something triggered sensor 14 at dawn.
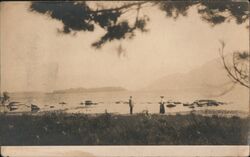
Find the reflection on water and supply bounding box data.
[7,90,249,114]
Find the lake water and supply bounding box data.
[7,90,249,114]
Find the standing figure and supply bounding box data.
[129,96,134,114]
[1,92,10,105]
[159,96,165,114]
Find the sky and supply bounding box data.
[0,2,249,92]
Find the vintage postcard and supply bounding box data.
[0,1,249,157]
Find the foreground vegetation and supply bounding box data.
[0,112,248,145]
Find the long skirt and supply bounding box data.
[160,104,165,114]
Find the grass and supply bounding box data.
[0,112,248,145]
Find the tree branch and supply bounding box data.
[219,41,249,88]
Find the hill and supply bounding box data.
[145,56,249,108]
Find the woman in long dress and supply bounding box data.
[159,96,165,114]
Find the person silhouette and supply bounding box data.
[129,96,134,114]
[159,96,165,114]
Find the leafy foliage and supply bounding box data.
[30,1,149,48]
[30,1,249,48]
[198,0,249,25]
[0,113,248,145]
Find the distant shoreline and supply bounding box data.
[52,86,127,94]
[8,86,128,95]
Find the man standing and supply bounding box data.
[129,96,134,114]
[0,92,10,112]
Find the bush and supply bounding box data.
[0,113,248,145]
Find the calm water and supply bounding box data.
[8,90,249,114]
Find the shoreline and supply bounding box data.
[1,109,248,118]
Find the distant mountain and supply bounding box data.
[145,56,248,97]
[52,86,127,94]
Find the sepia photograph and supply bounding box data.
[0,0,249,150]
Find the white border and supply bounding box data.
[1,146,249,157]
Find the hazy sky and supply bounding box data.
[0,2,249,92]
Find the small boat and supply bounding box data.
[80,100,97,105]
[9,106,18,111]
[85,100,93,106]
[194,100,220,107]
[166,104,176,108]
[31,104,40,112]
[7,102,19,110]
[59,102,67,105]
